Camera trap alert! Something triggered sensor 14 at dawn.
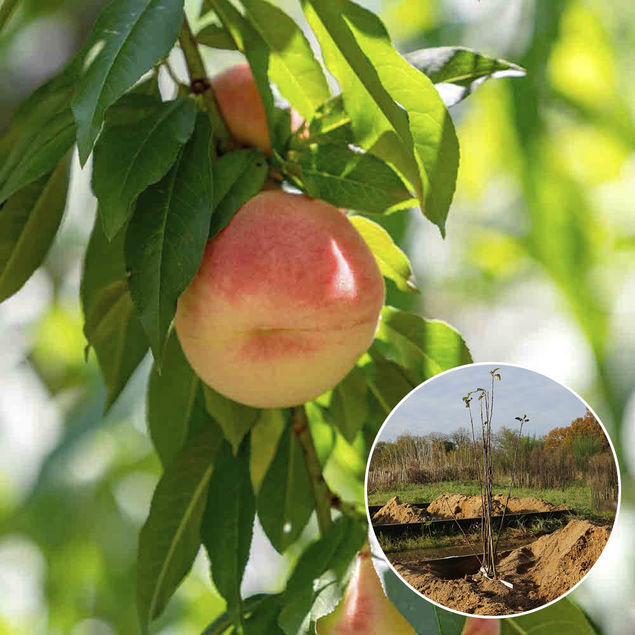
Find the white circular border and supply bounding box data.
[364,361,623,621]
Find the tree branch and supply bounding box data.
[178,16,232,153]
[292,405,333,534]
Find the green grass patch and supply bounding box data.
[380,532,479,553]
[378,516,570,554]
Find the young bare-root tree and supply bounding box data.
[460,369,529,583]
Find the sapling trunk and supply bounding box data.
[464,393,487,563]
[461,370,503,579]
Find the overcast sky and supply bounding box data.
[377,364,593,442]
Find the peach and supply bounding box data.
[316,547,414,634]
[212,63,303,154]
[212,63,271,152]
[462,618,500,635]
[174,190,385,408]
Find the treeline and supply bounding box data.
[369,410,618,509]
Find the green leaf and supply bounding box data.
[374,306,473,384]
[244,594,285,634]
[93,98,197,239]
[203,386,261,454]
[278,516,365,635]
[0,157,69,302]
[201,439,255,624]
[205,0,276,146]
[201,594,279,635]
[257,423,314,553]
[196,22,237,49]
[271,106,294,155]
[131,71,162,96]
[137,424,222,633]
[502,598,597,634]
[284,144,416,215]
[291,95,353,147]
[101,92,164,127]
[83,279,147,400]
[302,0,407,148]
[210,149,268,238]
[329,366,368,443]
[81,217,149,408]
[303,0,459,235]
[348,215,418,293]
[250,409,287,493]
[147,330,209,467]
[72,0,185,163]
[380,566,465,635]
[362,307,472,422]
[239,0,330,120]
[125,113,213,362]
[0,65,78,204]
[406,46,526,108]
[362,349,415,415]
[305,402,336,467]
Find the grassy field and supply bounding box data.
[368,479,616,522]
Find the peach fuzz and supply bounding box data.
[174,190,385,408]
[316,548,414,634]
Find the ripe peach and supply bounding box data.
[174,190,385,408]
[316,547,414,634]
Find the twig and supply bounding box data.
[178,16,232,153]
[292,405,333,534]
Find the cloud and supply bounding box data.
[379,364,589,441]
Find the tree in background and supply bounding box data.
[546,409,609,453]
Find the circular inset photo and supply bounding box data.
[365,363,620,617]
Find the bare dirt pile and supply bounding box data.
[392,519,610,615]
[499,518,610,602]
[426,493,569,519]
[371,496,429,525]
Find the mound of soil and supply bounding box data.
[393,519,610,615]
[372,496,429,525]
[426,493,569,519]
[501,518,610,601]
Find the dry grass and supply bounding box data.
[369,431,618,513]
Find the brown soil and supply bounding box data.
[392,519,610,615]
[426,493,570,519]
[372,496,430,525]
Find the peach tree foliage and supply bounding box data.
[0,0,598,633]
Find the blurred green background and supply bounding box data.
[0,0,633,633]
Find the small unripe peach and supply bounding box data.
[316,548,414,634]
[212,63,303,154]
[212,63,271,153]
[174,190,384,408]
